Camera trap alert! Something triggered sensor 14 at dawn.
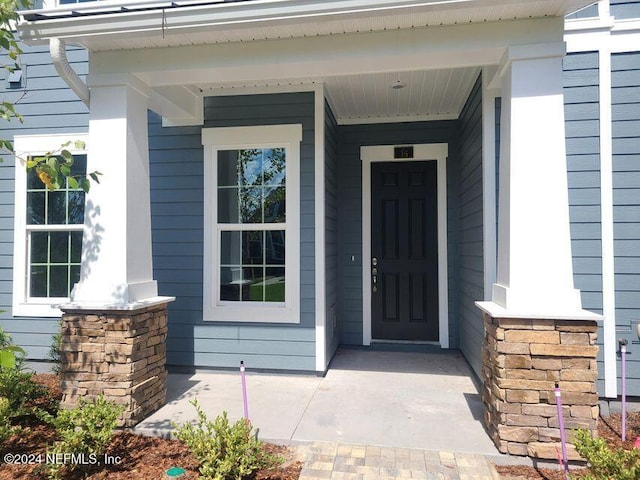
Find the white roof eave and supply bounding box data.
[17,0,599,48]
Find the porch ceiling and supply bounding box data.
[18,0,593,125]
[201,66,482,124]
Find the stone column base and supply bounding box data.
[60,303,168,427]
[482,313,599,459]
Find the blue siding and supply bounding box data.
[457,75,484,377]
[612,52,640,390]
[0,44,89,359]
[336,121,459,347]
[566,2,599,19]
[325,100,339,363]
[564,52,603,313]
[564,51,604,391]
[610,0,640,19]
[150,92,317,371]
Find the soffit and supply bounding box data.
[19,0,599,51]
[200,67,482,124]
[18,0,592,124]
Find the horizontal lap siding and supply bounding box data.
[0,45,89,359]
[457,75,484,377]
[325,100,339,362]
[612,52,640,391]
[336,121,458,347]
[150,92,316,371]
[610,0,640,19]
[565,3,599,19]
[564,52,604,391]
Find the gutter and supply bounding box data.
[50,38,90,107]
[18,0,595,45]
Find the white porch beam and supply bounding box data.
[87,18,564,88]
[150,86,204,127]
[488,44,589,317]
[69,75,166,307]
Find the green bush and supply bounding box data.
[46,395,123,480]
[173,399,282,480]
[572,428,640,480]
[0,327,25,370]
[0,368,48,418]
[0,396,20,444]
[47,322,62,375]
[0,328,49,423]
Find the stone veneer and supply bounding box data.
[59,303,168,427]
[482,313,599,459]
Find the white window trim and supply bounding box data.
[12,133,88,318]
[202,124,302,323]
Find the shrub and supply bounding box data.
[0,368,48,418]
[0,328,49,423]
[572,428,640,480]
[0,327,25,370]
[47,322,62,375]
[173,399,282,480]
[0,396,20,444]
[47,395,123,480]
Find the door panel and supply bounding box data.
[371,161,438,341]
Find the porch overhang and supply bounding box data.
[19,0,598,51]
[17,0,597,126]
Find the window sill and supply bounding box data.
[12,302,65,318]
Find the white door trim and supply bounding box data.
[361,143,449,347]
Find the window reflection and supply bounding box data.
[26,155,86,226]
[29,231,82,298]
[26,154,85,298]
[218,229,286,303]
[217,148,286,225]
[217,147,287,304]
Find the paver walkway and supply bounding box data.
[296,441,500,480]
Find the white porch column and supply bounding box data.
[70,76,161,306]
[477,44,602,458]
[489,44,584,316]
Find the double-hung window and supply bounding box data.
[12,134,88,317]
[202,125,301,323]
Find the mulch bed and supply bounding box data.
[6,373,640,479]
[495,410,640,480]
[0,374,302,480]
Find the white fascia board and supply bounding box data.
[612,18,640,33]
[23,0,602,20]
[495,42,566,80]
[18,0,585,45]
[565,29,612,52]
[90,18,563,87]
[564,15,615,32]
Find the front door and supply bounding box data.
[371,161,438,341]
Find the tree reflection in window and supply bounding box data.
[26,155,85,298]
[218,148,285,223]
[217,148,286,303]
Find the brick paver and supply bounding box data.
[297,442,500,480]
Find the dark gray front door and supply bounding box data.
[371,161,438,341]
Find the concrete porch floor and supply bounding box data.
[135,347,499,456]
